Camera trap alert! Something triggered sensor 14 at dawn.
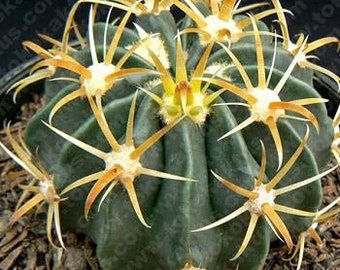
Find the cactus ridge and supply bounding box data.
[1,0,339,269]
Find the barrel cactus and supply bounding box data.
[1,0,339,269]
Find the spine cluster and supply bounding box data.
[1,1,339,269]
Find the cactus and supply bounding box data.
[1,0,339,269]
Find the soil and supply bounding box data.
[0,93,339,270]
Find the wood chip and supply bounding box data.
[0,245,24,270]
[0,229,27,254]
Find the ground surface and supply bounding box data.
[0,93,339,270]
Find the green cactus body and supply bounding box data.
[3,1,337,269]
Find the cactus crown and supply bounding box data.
[1,0,339,269]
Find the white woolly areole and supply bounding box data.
[247,184,276,214]
[143,78,162,91]
[160,91,209,125]
[83,63,116,96]
[48,55,62,73]
[127,24,170,69]
[250,87,284,122]
[104,144,141,180]
[40,181,59,202]
[143,0,155,12]
[203,15,241,43]
[287,41,307,67]
[187,91,210,125]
